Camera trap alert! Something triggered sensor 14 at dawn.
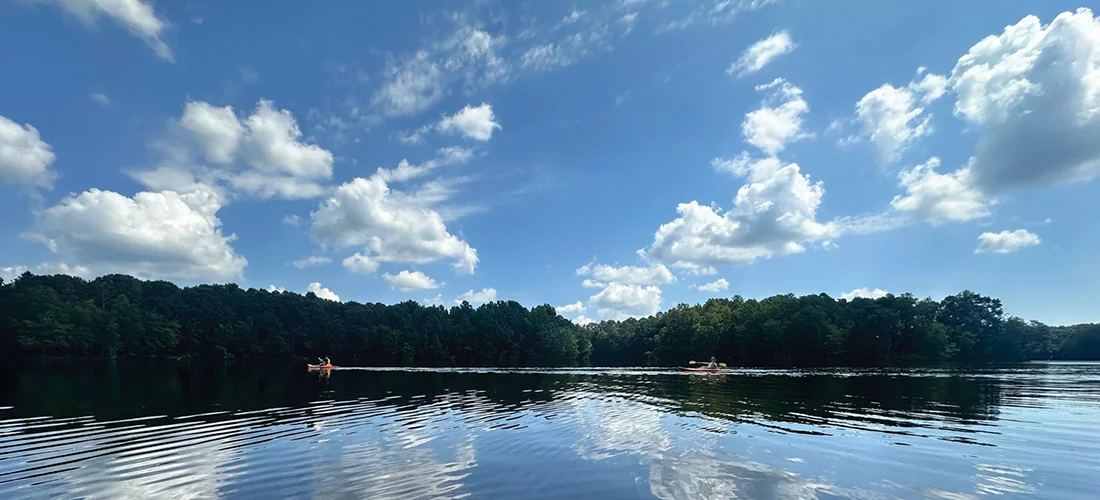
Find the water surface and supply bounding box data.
[1,362,1098,499]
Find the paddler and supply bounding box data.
[705,356,718,369]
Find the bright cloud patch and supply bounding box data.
[728,30,795,76]
[949,8,1100,191]
[555,301,586,316]
[575,262,675,286]
[890,157,990,225]
[34,187,246,280]
[588,282,662,321]
[456,287,496,305]
[33,0,173,60]
[692,278,729,293]
[742,79,810,156]
[975,229,1041,254]
[0,115,57,189]
[376,146,473,183]
[307,282,341,302]
[646,156,837,267]
[310,174,478,275]
[855,71,947,163]
[839,287,889,300]
[135,99,335,200]
[436,103,501,141]
[383,270,442,291]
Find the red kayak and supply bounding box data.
[679,366,724,373]
[307,364,336,371]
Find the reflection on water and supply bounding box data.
[1,362,1098,499]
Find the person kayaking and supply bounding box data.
[317,356,331,366]
[705,356,718,369]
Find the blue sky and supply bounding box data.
[1,0,1098,325]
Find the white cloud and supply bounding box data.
[0,263,89,281]
[33,187,246,281]
[342,252,380,274]
[839,287,889,300]
[282,214,302,226]
[581,279,606,289]
[372,51,444,117]
[422,294,444,306]
[520,30,601,72]
[975,229,1041,254]
[376,146,473,183]
[670,262,718,276]
[35,0,173,60]
[455,287,496,305]
[267,284,287,293]
[136,99,335,200]
[727,30,795,76]
[949,8,1100,191]
[383,270,443,291]
[90,92,110,105]
[573,315,596,326]
[0,114,57,189]
[0,266,29,282]
[619,12,638,34]
[555,301,586,316]
[1044,218,1052,224]
[692,278,729,292]
[436,103,501,141]
[742,79,810,156]
[292,256,331,269]
[307,282,341,302]
[646,156,837,267]
[575,262,675,286]
[660,0,779,31]
[890,157,990,225]
[311,175,478,275]
[854,71,947,163]
[561,9,586,25]
[588,282,661,321]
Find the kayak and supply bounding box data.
[307,364,336,371]
[679,366,724,373]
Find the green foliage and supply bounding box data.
[0,273,1095,366]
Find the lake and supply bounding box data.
[0,362,1097,499]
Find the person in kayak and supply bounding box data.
[317,356,331,366]
[705,356,718,369]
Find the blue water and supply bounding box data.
[1,362,1098,498]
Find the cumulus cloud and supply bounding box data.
[1,263,90,281]
[646,156,837,267]
[854,71,947,163]
[949,8,1100,191]
[455,287,496,305]
[575,262,675,286]
[555,301,586,316]
[588,282,662,321]
[307,282,341,302]
[375,146,473,183]
[581,279,606,289]
[742,79,810,156]
[692,278,729,292]
[292,256,331,269]
[975,229,1041,254]
[436,103,501,141]
[383,270,443,291]
[890,157,991,225]
[32,187,246,281]
[0,114,57,189]
[670,262,718,276]
[727,31,795,76]
[422,293,444,306]
[839,287,888,300]
[311,174,479,275]
[33,0,173,60]
[135,99,335,200]
[573,315,596,326]
[342,253,380,274]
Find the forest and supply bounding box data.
[1,272,1097,366]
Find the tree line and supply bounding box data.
[1,272,1097,366]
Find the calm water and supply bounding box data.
[0,362,1098,499]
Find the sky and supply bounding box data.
[1,0,1098,326]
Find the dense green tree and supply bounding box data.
[0,273,1096,366]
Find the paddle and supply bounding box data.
[688,360,728,367]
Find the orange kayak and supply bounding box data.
[679,366,723,373]
[307,364,336,370]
